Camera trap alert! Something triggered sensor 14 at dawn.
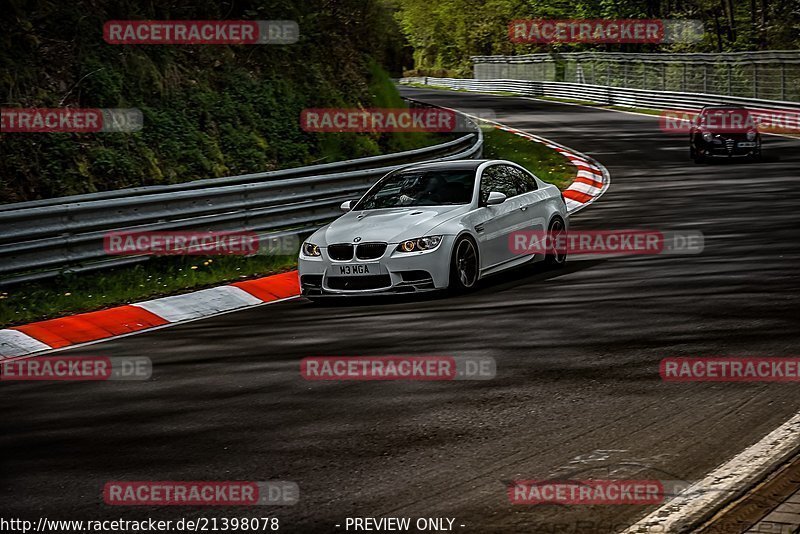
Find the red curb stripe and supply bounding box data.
[11,305,168,348]
[575,176,604,188]
[489,123,605,203]
[574,164,601,174]
[5,271,300,356]
[232,271,300,302]
[563,190,596,203]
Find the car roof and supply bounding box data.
[392,159,492,173]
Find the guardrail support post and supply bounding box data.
[727,64,732,96]
[754,63,759,99]
[781,63,786,100]
[682,63,687,92]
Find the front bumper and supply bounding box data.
[298,237,456,296]
[698,139,760,158]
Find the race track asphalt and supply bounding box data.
[2,87,799,533]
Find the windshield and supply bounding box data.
[354,169,476,210]
[698,108,755,132]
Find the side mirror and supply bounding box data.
[340,200,353,212]
[486,191,507,206]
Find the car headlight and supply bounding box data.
[302,242,321,257]
[396,236,443,253]
[746,130,757,141]
[702,131,713,142]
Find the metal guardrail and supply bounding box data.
[471,51,800,102]
[0,133,476,213]
[403,77,800,112]
[472,50,800,64]
[0,107,483,286]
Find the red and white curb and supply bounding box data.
[0,120,608,361]
[0,271,301,360]
[414,102,610,213]
[488,121,610,214]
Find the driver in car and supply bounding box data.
[398,175,444,205]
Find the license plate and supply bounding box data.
[738,142,757,147]
[335,263,379,276]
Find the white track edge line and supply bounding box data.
[621,412,800,533]
[410,83,800,532]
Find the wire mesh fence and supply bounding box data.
[473,51,800,102]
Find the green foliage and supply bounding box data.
[0,0,424,203]
[392,0,800,74]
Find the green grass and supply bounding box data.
[0,253,297,328]
[401,83,520,98]
[402,83,663,115]
[481,127,575,190]
[402,82,471,92]
[534,96,662,116]
[0,126,575,328]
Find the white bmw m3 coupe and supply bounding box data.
[298,159,568,297]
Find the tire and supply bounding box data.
[544,217,567,268]
[693,151,706,164]
[448,236,479,293]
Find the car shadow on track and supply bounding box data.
[301,258,606,308]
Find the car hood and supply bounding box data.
[312,205,468,245]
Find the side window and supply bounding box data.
[510,166,538,193]
[480,165,522,204]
